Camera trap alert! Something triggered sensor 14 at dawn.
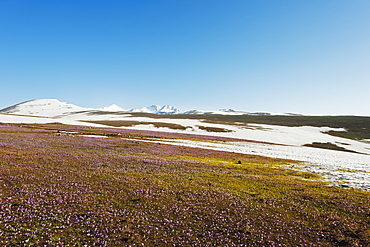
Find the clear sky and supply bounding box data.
[1,0,370,115]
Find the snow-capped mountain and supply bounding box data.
[127,104,180,114]
[144,105,162,113]
[0,99,92,117]
[99,104,126,112]
[128,105,161,113]
[156,105,180,114]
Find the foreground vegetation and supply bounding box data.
[0,124,369,246]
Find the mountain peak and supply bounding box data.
[158,105,180,114]
[99,104,125,112]
[126,104,179,114]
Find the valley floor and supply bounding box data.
[1,113,370,191]
[0,123,369,246]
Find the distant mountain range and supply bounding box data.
[0,99,294,117]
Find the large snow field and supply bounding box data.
[118,119,370,155]
[55,112,370,154]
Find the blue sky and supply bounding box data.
[1,0,370,115]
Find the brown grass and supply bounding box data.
[197,125,233,132]
[84,120,188,130]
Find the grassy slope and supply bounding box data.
[0,124,369,246]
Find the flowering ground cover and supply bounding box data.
[0,123,369,246]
